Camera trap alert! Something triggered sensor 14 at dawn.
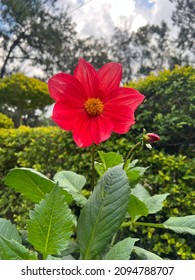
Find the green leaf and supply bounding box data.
[77,165,130,260]
[133,246,162,260]
[164,215,195,235]
[144,193,170,214]
[27,185,73,257]
[126,167,148,186]
[98,151,123,168]
[0,237,37,260]
[103,238,138,260]
[131,186,169,215]
[54,171,87,206]
[128,195,148,221]
[131,184,151,200]
[4,168,56,203]
[95,151,123,176]
[94,163,105,177]
[0,218,21,243]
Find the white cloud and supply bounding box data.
[61,0,176,39]
[63,0,137,38]
[151,0,175,26]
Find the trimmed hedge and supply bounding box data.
[0,113,14,128]
[126,66,195,155]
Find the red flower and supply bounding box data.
[144,133,160,143]
[48,58,145,148]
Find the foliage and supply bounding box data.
[0,73,53,127]
[110,22,171,82]
[0,0,78,78]
[1,149,195,260]
[126,66,195,155]
[0,113,14,128]
[133,150,195,260]
[0,0,110,79]
[0,126,194,259]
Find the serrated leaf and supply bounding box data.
[0,218,21,243]
[128,194,148,221]
[103,238,138,260]
[5,168,72,204]
[133,246,162,260]
[54,171,87,206]
[4,168,56,203]
[144,193,170,214]
[27,185,73,257]
[98,151,123,168]
[164,215,195,235]
[77,165,130,260]
[0,237,37,260]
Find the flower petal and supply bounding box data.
[104,87,145,111]
[95,62,122,94]
[74,58,96,97]
[90,116,113,145]
[48,73,87,101]
[104,105,135,134]
[52,101,84,130]
[72,114,93,148]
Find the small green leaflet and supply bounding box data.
[164,215,195,235]
[133,246,162,260]
[103,238,138,260]
[54,170,87,206]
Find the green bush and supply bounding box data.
[126,66,195,155]
[0,126,194,259]
[0,73,53,127]
[134,151,195,259]
[0,113,14,128]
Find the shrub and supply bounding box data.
[136,151,195,259]
[0,127,195,259]
[126,66,195,156]
[0,113,14,128]
[0,73,53,127]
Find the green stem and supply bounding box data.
[91,144,96,190]
[110,232,117,247]
[42,253,47,260]
[121,220,165,229]
[123,142,142,169]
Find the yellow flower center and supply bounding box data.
[84,98,104,117]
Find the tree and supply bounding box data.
[0,0,111,79]
[0,73,53,127]
[133,22,171,76]
[110,22,171,82]
[110,27,136,82]
[169,0,195,64]
[0,0,78,78]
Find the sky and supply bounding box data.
[61,0,175,39]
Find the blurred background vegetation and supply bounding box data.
[0,0,194,259]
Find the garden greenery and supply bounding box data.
[0,66,194,260]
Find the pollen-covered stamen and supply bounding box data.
[84,98,104,117]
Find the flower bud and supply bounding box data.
[144,133,160,143]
